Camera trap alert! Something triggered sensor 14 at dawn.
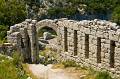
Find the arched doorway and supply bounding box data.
[36,20,58,51]
[37,26,58,51]
[36,20,59,65]
[37,26,57,38]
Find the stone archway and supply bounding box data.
[37,26,57,37]
[36,19,58,35]
[36,19,59,51]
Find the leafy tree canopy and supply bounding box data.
[47,0,120,16]
[0,0,26,26]
[112,6,120,25]
[0,0,27,40]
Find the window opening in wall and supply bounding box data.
[110,40,115,68]
[85,34,89,58]
[74,30,78,56]
[97,37,101,63]
[64,27,68,52]
[21,39,24,48]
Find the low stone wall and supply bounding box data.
[7,19,39,63]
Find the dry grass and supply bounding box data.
[52,63,65,69]
[51,63,113,79]
[22,64,38,79]
[52,64,90,78]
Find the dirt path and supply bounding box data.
[28,64,86,79]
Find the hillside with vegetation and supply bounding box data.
[0,0,120,40]
[26,0,120,24]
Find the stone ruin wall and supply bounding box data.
[6,18,120,78]
[7,19,39,63]
[0,43,14,56]
[57,19,120,78]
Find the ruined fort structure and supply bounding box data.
[5,18,120,77]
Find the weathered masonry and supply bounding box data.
[7,18,120,77]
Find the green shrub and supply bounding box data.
[39,48,58,65]
[0,54,27,79]
[0,25,8,40]
[62,60,78,68]
[111,6,120,25]
[0,0,26,26]
[12,51,24,67]
[40,51,46,57]
[48,7,63,16]
[63,7,77,16]
[95,71,112,79]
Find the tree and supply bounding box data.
[0,0,27,40]
[0,25,8,40]
[112,6,120,25]
[0,0,27,26]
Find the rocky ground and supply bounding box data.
[38,32,58,50]
[28,64,87,79]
